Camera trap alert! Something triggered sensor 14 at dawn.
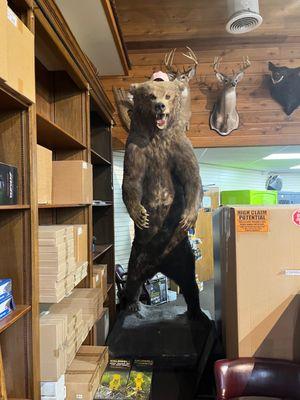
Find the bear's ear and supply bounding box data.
[268,61,276,71]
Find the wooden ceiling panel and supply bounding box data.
[115,0,300,49]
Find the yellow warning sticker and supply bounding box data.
[236,209,270,233]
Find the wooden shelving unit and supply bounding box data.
[91,102,116,325]
[0,0,116,398]
[38,204,90,209]
[0,306,31,335]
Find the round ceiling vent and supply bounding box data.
[226,0,263,34]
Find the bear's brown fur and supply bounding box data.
[122,80,204,319]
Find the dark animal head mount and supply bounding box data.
[268,62,300,115]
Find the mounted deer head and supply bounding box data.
[210,56,251,136]
[163,47,199,131]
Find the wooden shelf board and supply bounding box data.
[93,244,113,261]
[0,305,31,334]
[0,205,30,210]
[91,149,111,166]
[36,113,86,150]
[39,204,90,209]
[0,84,27,111]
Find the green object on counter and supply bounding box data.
[221,190,278,206]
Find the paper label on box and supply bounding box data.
[77,227,82,235]
[7,8,18,27]
[82,162,88,169]
[292,210,300,226]
[236,209,269,233]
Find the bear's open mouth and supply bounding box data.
[156,113,169,130]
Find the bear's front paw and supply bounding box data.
[128,301,141,313]
[131,204,149,230]
[180,211,197,231]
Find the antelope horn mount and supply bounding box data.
[210,56,251,136]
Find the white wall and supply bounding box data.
[113,150,300,269]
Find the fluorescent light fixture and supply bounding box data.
[264,153,300,160]
[290,165,300,170]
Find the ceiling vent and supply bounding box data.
[226,0,263,34]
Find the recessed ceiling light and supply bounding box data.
[263,153,300,160]
[290,165,300,170]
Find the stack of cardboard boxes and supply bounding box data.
[40,288,104,383]
[39,225,77,303]
[65,346,109,400]
[39,225,88,303]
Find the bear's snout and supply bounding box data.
[155,102,166,113]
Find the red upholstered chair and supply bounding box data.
[215,357,300,400]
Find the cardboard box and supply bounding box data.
[6,6,35,103]
[203,186,220,210]
[73,225,88,263]
[0,162,18,205]
[195,210,214,282]
[37,145,52,205]
[0,1,8,83]
[214,205,300,361]
[52,161,93,205]
[93,265,107,294]
[66,346,109,400]
[40,313,68,381]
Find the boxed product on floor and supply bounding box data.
[5,5,35,103]
[125,360,153,399]
[93,264,107,294]
[0,162,17,205]
[52,161,93,205]
[41,374,66,399]
[65,346,108,400]
[40,312,68,381]
[214,205,300,361]
[73,225,88,263]
[96,308,109,345]
[37,145,52,205]
[95,359,131,400]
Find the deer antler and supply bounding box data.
[213,56,223,74]
[164,48,178,75]
[182,46,198,67]
[236,56,251,74]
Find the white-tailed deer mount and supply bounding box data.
[210,56,251,136]
[164,47,198,131]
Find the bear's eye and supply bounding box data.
[149,94,156,100]
[165,94,171,100]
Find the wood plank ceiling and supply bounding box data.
[105,0,300,149]
[116,0,300,49]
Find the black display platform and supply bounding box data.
[108,302,217,368]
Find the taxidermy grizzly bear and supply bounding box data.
[122,80,205,320]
